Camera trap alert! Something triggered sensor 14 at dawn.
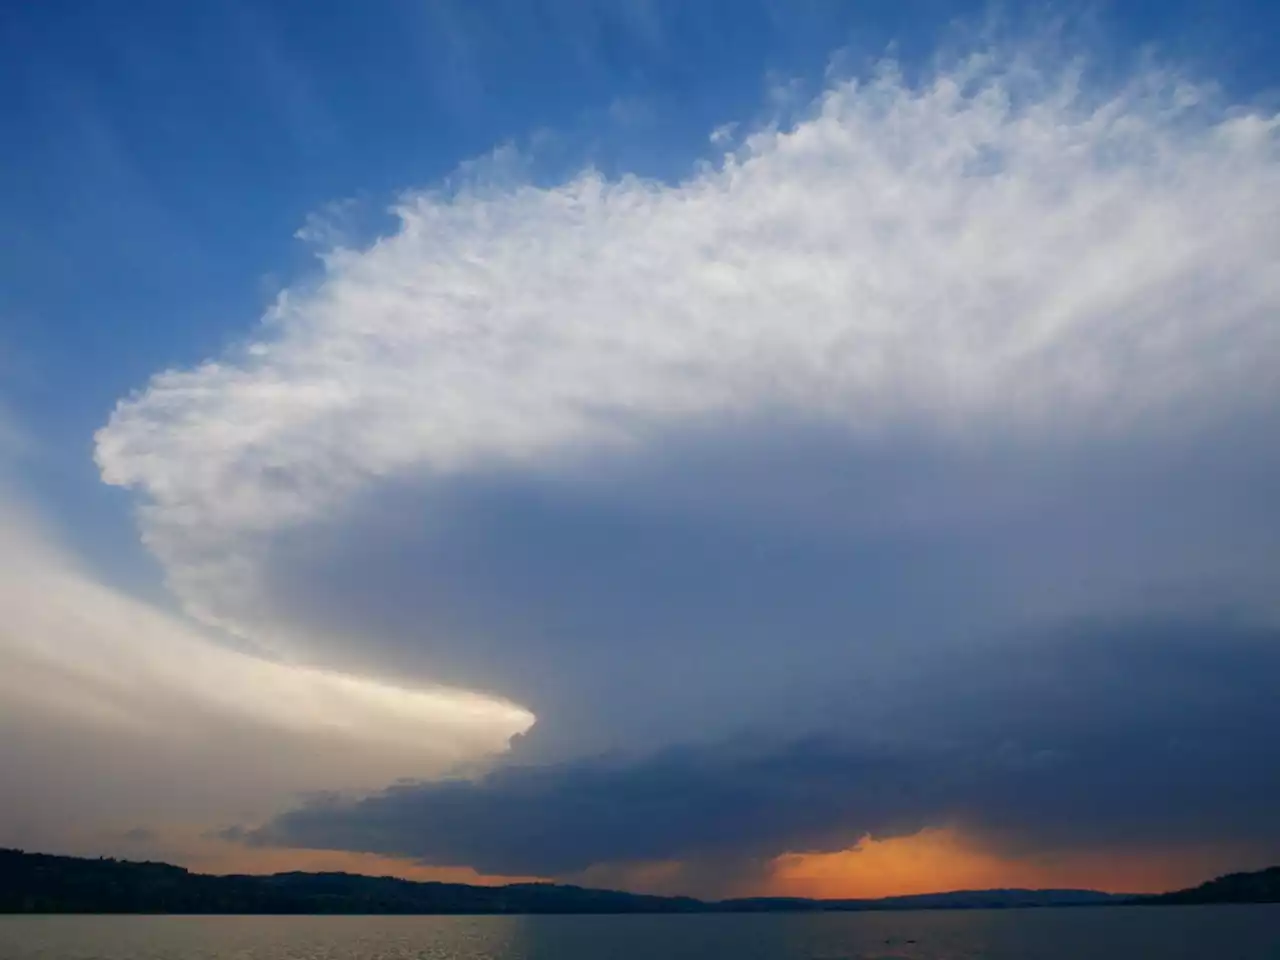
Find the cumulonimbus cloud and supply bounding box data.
[95,46,1280,657]
[247,617,1280,879]
[88,41,1280,879]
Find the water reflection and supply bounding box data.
[1,906,1278,960]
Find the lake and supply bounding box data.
[1,906,1278,959]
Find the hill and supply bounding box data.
[722,889,1123,911]
[1141,866,1280,905]
[0,849,700,914]
[0,848,1206,915]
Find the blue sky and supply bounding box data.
[4,0,973,587]
[3,1,1280,896]
[4,0,1279,554]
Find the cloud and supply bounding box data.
[0,482,531,855]
[90,39,1280,884]
[245,617,1280,881]
[246,737,935,878]
[95,46,1280,663]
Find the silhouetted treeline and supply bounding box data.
[0,850,701,914]
[1140,866,1280,905]
[3,848,1274,914]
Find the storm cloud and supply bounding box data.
[96,46,1280,670]
[91,40,1280,884]
[248,617,1280,879]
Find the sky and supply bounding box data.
[2,0,1280,899]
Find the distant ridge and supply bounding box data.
[0,849,1121,914]
[1140,866,1280,905]
[0,850,700,915]
[722,888,1126,911]
[3,849,1270,914]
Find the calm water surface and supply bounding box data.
[1,906,1278,960]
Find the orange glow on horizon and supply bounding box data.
[80,823,1263,900]
[767,828,1252,899]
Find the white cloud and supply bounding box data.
[95,47,1280,659]
[0,486,532,851]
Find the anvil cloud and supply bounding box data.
[91,45,1280,884]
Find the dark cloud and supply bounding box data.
[246,617,1280,879]
[246,413,1280,762]
[85,43,1280,884]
